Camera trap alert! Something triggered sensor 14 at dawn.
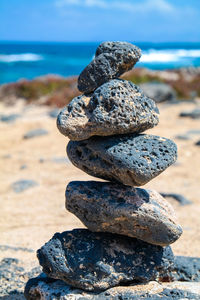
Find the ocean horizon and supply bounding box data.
[0,41,200,84]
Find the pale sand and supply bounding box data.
[0,99,200,273]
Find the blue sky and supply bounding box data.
[0,0,200,42]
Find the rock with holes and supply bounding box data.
[37,229,174,292]
[78,42,141,93]
[67,134,177,186]
[65,181,182,246]
[24,276,200,300]
[57,79,159,141]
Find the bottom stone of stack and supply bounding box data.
[36,229,174,292]
[25,275,200,300]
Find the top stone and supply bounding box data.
[78,41,141,93]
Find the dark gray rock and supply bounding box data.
[67,134,177,186]
[171,256,200,282]
[0,257,41,297]
[57,79,159,141]
[66,181,182,246]
[25,275,200,299]
[139,83,176,103]
[20,164,28,170]
[175,134,191,140]
[195,140,200,146]
[179,108,200,119]
[160,193,192,206]
[48,109,60,119]
[37,229,174,292]
[11,180,38,193]
[23,128,49,139]
[78,42,141,93]
[0,113,20,123]
[0,245,34,253]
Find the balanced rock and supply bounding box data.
[37,229,174,292]
[57,79,159,141]
[78,41,141,93]
[67,134,177,186]
[65,181,182,246]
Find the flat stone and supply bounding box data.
[179,108,200,119]
[57,79,159,141]
[160,193,192,206]
[36,229,174,292]
[25,276,200,299]
[66,181,182,246]
[23,128,49,139]
[139,83,176,103]
[78,42,141,93]
[0,113,20,123]
[11,179,39,193]
[67,134,177,186]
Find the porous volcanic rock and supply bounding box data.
[171,256,200,282]
[37,229,174,292]
[25,276,200,300]
[57,79,159,141]
[67,134,177,186]
[78,42,141,93]
[65,181,182,246]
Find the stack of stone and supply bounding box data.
[25,42,183,299]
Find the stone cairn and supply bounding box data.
[25,42,183,299]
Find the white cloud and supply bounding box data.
[55,0,174,13]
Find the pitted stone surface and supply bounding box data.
[78,42,141,93]
[57,80,159,141]
[67,134,177,186]
[25,276,200,300]
[37,229,174,292]
[65,181,182,246]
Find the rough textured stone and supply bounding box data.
[66,181,182,246]
[37,229,174,292]
[139,83,176,103]
[0,257,41,298]
[171,256,200,282]
[78,42,141,93]
[67,134,177,186]
[25,276,200,300]
[57,79,159,141]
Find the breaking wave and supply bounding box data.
[140,49,200,63]
[0,53,43,63]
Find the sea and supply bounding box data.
[0,42,200,85]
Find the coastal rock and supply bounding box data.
[179,108,200,119]
[140,83,176,103]
[25,276,200,300]
[171,256,200,282]
[78,42,141,93]
[161,193,192,206]
[37,229,174,292]
[66,181,182,246]
[23,128,49,139]
[11,179,39,193]
[57,79,159,140]
[67,134,177,186]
